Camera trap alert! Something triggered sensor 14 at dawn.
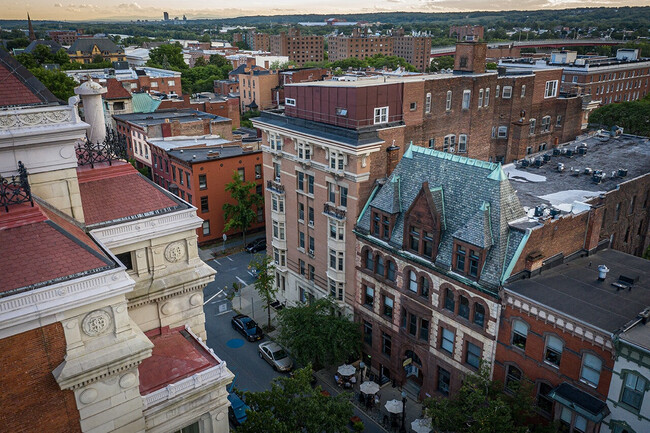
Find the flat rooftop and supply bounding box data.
[113,109,229,127]
[506,249,650,334]
[287,71,497,88]
[168,144,258,163]
[504,134,650,212]
[620,320,650,352]
[148,135,233,151]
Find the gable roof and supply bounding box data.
[68,38,123,55]
[104,78,132,100]
[0,49,60,108]
[358,145,526,290]
[24,39,63,54]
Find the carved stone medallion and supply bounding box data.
[81,310,112,337]
[164,242,185,263]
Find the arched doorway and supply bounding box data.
[402,350,423,397]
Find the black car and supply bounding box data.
[245,237,266,253]
[231,314,264,342]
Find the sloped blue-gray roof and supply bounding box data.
[358,145,527,290]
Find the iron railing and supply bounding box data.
[76,127,128,168]
[0,161,33,212]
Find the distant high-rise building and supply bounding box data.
[163,11,169,20]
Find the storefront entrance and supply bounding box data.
[402,350,423,397]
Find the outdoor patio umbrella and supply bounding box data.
[359,381,380,395]
[384,399,403,414]
[411,418,432,433]
[337,364,356,376]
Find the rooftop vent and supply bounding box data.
[521,159,530,168]
[553,148,561,156]
[543,154,552,163]
[557,163,564,172]
[584,167,592,175]
[597,265,609,281]
[534,205,545,217]
[618,168,628,177]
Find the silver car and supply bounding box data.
[258,341,293,372]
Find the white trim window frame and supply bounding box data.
[374,106,389,124]
[545,80,558,98]
[445,90,452,111]
[458,134,467,153]
[478,89,484,108]
[462,89,471,109]
[425,92,432,114]
[484,88,490,107]
[285,97,296,106]
[502,86,513,99]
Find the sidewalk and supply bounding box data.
[230,279,281,339]
[197,231,265,262]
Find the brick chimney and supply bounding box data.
[454,42,487,74]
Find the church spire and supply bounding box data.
[27,13,36,41]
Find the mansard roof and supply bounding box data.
[358,145,527,290]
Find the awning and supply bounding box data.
[548,383,610,423]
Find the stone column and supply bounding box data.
[75,80,107,144]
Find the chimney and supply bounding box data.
[597,265,609,281]
[454,42,487,74]
[386,141,400,177]
[74,80,107,143]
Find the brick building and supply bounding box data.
[66,66,183,97]
[113,109,233,174]
[0,51,232,433]
[244,31,270,52]
[47,30,89,45]
[496,249,650,433]
[269,28,325,66]
[214,78,239,96]
[391,29,432,73]
[230,64,279,112]
[449,25,484,42]
[354,146,526,399]
[165,140,265,244]
[157,92,241,129]
[499,49,650,106]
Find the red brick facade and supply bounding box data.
[270,28,325,66]
[0,322,81,433]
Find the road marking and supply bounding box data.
[213,259,221,265]
[248,270,255,277]
[236,276,246,285]
[226,256,234,262]
[204,289,224,305]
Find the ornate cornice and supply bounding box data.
[0,106,74,130]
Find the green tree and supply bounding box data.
[194,56,208,67]
[250,255,278,330]
[147,43,187,70]
[222,170,263,245]
[32,44,55,65]
[235,366,353,433]
[276,297,361,369]
[6,37,30,50]
[235,41,250,50]
[15,53,39,70]
[424,363,556,433]
[240,110,261,128]
[486,62,498,70]
[53,48,71,66]
[200,33,212,43]
[588,94,650,137]
[92,54,105,63]
[28,68,77,100]
[209,54,230,67]
[428,55,454,72]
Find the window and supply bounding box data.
[186,172,191,189]
[495,85,500,98]
[340,186,348,207]
[541,116,551,132]
[285,97,296,106]
[179,169,184,185]
[545,80,558,98]
[478,89,484,107]
[473,303,485,327]
[455,244,466,271]
[444,288,455,312]
[521,84,526,97]
[491,126,496,139]
[200,196,209,213]
[374,106,389,124]
[237,168,245,181]
[537,382,554,415]
[297,142,311,160]
[299,231,305,249]
[410,102,417,111]
[445,90,452,111]
[382,332,392,357]
[466,342,481,369]
[328,182,336,203]
[329,249,344,271]
[273,162,281,180]
[409,226,420,251]
[544,335,563,367]
[308,206,314,226]
[529,119,536,135]
[202,220,210,236]
[498,126,508,138]
[408,270,417,292]
[443,134,455,152]
[458,135,467,153]
[255,164,262,179]
[556,115,562,127]
[329,221,344,241]
[502,86,512,99]
[468,249,480,277]
[425,92,431,113]
[382,215,390,240]
[187,194,192,204]
[440,328,454,354]
[420,276,430,298]
[364,285,374,309]
[307,175,314,194]
[329,279,343,300]
[512,320,528,350]
[387,261,396,281]
[115,252,133,270]
[299,259,305,276]
[363,320,373,346]
[167,80,175,86]
[383,295,394,319]
[621,373,646,410]
[269,134,283,151]
[420,319,429,341]
[428,138,435,149]
[298,202,304,221]
[462,90,471,109]
[330,151,345,171]
[438,367,450,395]
[580,353,602,387]
[375,255,385,276]
[458,296,470,320]
[199,174,207,189]
[505,365,522,392]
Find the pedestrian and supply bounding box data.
[374,393,380,406]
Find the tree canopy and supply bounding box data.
[588,94,650,137]
[250,255,278,330]
[28,68,77,101]
[276,297,361,369]
[235,366,353,433]
[181,63,232,93]
[222,170,263,245]
[147,43,187,70]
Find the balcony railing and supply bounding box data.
[76,127,127,168]
[0,161,33,212]
[324,203,346,220]
[267,179,285,194]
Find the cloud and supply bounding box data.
[53,2,62,7]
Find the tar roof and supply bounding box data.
[287,71,496,88]
[504,134,650,212]
[148,135,233,151]
[620,320,650,352]
[0,200,114,296]
[168,144,255,163]
[0,49,60,108]
[77,161,185,227]
[505,249,650,334]
[113,109,228,127]
[357,145,527,290]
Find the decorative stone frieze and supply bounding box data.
[81,310,112,337]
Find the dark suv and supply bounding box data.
[231,314,264,342]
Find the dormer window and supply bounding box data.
[372,210,394,241]
[452,240,486,281]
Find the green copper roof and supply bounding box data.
[132,93,161,113]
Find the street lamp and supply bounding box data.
[400,391,407,433]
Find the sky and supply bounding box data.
[3,0,649,21]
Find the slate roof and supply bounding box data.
[229,64,266,76]
[0,48,60,107]
[358,145,527,290]
[68,38,123,55]
[24,39,63,54]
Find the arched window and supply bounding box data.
[505,365,522,392]
[420,276,430,298]
[376,255,385,276]
[580,353,602,387]
[386,261,396,281]
[444,288,455,312]
[365,249,374,271]
[473,303,485,327]
[408,270,417,292]
[458,295,470,320]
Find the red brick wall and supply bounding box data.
[0,323,81,433]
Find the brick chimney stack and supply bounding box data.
[454,42,488,74]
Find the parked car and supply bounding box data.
[231,314,264,342]
[245,237,266,253]
[258,341,293,372]
[228,387,250,426]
